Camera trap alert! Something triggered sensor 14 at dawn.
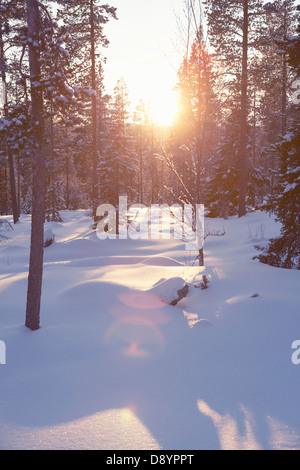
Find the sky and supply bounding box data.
[102,0,187,125]
[102,0,300,126]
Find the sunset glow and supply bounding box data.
[148,90,179,127]
[103,0,183,127]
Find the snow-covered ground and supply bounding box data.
[0,209,299,450]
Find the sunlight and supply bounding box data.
[0,272,28,294]
[103,321,165,359]
[123,341,149,358]
[226,294,251,305]
[0,409,161,450]
[267,416,300,450]
[148,90,179,127]
[197,400,262,450]
[120,406,136,423]
[118,292,168,310]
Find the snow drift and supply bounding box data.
[0,210,299,450]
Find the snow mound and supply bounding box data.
[1,210,300,450]
[44,238,100,262]
[64,255,183,268]
[44,228,54,247]
[148,277,189,304]
[60,279,130,305]
[59,279,173,324]
[141,256,183,266]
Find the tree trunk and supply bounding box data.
[66,153,70,210]
[151,120,157,204]
[238,0,248,218]
[281,0,288,136]
[17,155,21,213]
[90,0,98,222]
[25,0,45,331]
[139,118,143,204]
[0,28,19,224]
[7,146,19,224]
[50,97,56,221]
[4,163,8,214]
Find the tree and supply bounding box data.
[205,110,240,218]
[98,78,137,207]
[173,0,220,208]
[25,0,94,329]
[56,0,117,221]
[205,0,265,217]
[239,0,248,217]
[0,0,22,224]
[133,99,146,205]
[90,0,99,221]
[255,10,300,269]
[25,0,45,331]
[176,34,217,203]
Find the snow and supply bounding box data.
[283,183,297,193]
[0,210,299,450]
[283,132,295,142]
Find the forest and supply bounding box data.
[1,0,299,331]
[0,0,300,451]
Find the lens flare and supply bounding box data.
[103,321,165,359]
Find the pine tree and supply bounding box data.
[98,79,138,208]
[255,11,300,269]
[24,0,101,329]
[205,0,266,217]
[25,0,46,331]
[173,29,218,210]
[0,0,24,223]
[56,0,117,220]
[205,110,240,218]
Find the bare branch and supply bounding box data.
[204,224,226,240]
[37,0,55,35]
[157,144,195,203]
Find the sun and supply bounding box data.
[125,61,180,128]
[148,90,179,127]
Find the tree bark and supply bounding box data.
[0,26,19,224]
[281,0,288,136]
[7,145,19,224]
[25,0,45,331]
[90,0,98,221]
[151,120,157,204]
[238,0,248,218]
[139,116,143,205]
[66,153,70,210]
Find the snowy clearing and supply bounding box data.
[0,210,299,450]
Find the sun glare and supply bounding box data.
[148,91,179,127]
[128,65,180,128]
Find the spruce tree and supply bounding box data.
[98,78,137,207]
[255,12,300,269]
[56,0,117,220]
[204,0,265,217]
[173,30,218,209]
[0,0,24,223]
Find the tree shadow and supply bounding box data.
[1,246,299,450]
[0,295,220,450]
